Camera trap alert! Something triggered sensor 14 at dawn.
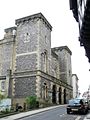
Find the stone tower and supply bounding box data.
[52,46,72,86]
[0,13,73,107]
[52,46,73,102]
[0,27,16,97]
[13,13,52,103]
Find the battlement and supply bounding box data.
[15,12,52,31]
[4,27,17,33]
[52,46,72,55]
[4,27,17,39]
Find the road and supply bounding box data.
[19,105,87,120]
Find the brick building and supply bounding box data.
[0,13,73,108]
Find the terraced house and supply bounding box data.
[0,13,73,108]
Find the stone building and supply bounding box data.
[0,13,72,108]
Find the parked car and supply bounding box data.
[67,98,88,114]
[87,99,90,110]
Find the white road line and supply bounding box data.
[75,116,81,120]
[59,114,65,117]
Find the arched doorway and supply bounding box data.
[52,85,56,104]
[58,87,62,104]
[42,83,48,100]
[63,89,66,104]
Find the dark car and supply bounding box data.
[67,98,88,114]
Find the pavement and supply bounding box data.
[0,105,89,120]
[0,105,64,120]
[84,113,90,120]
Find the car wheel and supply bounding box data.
[67,110,70,114]
[83,109,87,115]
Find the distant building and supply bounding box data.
[82,85,90,99]
[0,13,73,108]
[72,74,79,98]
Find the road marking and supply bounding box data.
[59,114,65,117]
[75,116,81,120]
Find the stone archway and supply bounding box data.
[58,87,62,104]
[52,85,56,104]
[63,89,66,104]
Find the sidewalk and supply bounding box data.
[0,105,65,120]
[84,113,90,120]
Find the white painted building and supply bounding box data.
[82,85,90,100]
[72,74,79,98]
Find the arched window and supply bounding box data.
[44,50,48,73]
[41,49,48,73]
[1,81,5,91]
[42,83,48,100]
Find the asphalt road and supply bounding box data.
[19,105,86,120]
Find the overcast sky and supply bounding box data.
[0,0,90,94]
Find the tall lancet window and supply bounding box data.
[44,50,48,73]
[42,83,48,100]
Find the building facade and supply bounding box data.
[72,74,79,98]
[69,0,90,63]
[82,85,90,100]
[0,13,73,108]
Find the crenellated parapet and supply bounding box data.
[52,46,72,55]
[4,27,17,39]
[15,13,52,31]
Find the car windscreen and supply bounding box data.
[68,99,81,105]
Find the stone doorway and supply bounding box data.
[58,87,62,104]
[63,89,66,104]
[52,85,56,104]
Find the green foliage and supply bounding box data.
[26,96,39,109]
[0,94,5,102]
[1,108,10,114]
